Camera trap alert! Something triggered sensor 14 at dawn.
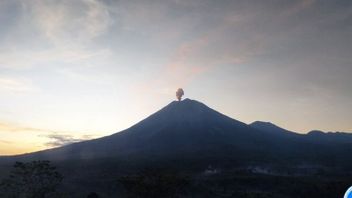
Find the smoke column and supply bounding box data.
[176,88,184,101]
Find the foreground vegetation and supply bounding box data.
[0,160,351,198]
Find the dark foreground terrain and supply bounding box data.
[60,159,352,198]
[1,158,351,198]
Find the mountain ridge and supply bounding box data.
[0,99,278,161]
[1,99,351,169]
[249,121,299,136]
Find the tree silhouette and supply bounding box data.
[0,161,63,198]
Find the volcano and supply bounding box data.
[2,99,352,167]
[1,99,352,198]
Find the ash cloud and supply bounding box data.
[176,88,184,101]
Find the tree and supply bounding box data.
[0,160,63,198]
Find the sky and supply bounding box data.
[0,0,351,155]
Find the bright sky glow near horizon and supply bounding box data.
[0,0,351,155]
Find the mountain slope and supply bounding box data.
[307,130,352,144]
[250,121,300,136]
[3,99,290,161]
[1,99,351,168]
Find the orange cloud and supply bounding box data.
[0,121,100,155]
[0,121,65,134]
[132,34,212,96]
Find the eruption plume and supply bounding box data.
[176,88,184,101]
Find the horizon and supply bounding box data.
[0,0,351,155]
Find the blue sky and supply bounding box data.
[0,0,351,155]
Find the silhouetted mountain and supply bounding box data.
[250,121,299,136]
[1,99,352,198]
[1,99,352,168]
[250,121,352,143]
[3,99,278,161]
[307,130,352,144]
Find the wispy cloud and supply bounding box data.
[132,10,259,95]
[42,133,94,147]
[0,140,12,144]
[0,77,39,93]
[282,0,316,17]
[30,0,111,45]
[0,121,68,134]
[0,121,99,149]
[0,121,98,137]
[0,0,112,70]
